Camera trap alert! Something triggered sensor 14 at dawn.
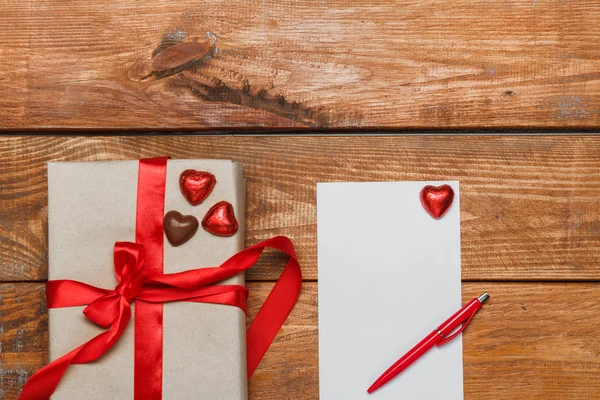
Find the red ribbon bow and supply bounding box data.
[20,237,301,400]
[84,242,146,329]
[19,157,302,400]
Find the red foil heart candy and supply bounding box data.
[202,201,239,237]
[420,184,455,219]
[179,169,217,206]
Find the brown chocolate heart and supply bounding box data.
[164,210,199,246]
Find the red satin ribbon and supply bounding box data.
[18,158,302,400]
[134,156,167,400]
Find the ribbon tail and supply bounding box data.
[19,304,131,400]
[18,343,81,400]
[246,237,302,378]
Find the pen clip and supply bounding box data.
[436,309,477,347]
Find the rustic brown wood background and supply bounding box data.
[2,1,600,130]
[1,136,600,399]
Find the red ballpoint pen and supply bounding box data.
[367,292,489,394]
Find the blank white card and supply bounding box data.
[317,181,463,400]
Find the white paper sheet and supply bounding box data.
[317,181,463,400]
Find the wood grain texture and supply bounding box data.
[2,136,600,281]
[2,1,600,130]
[0,284,47,400]
[1,283,599,399]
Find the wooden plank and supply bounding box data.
[1,282,599,399]
[2,136,600,281]
[0,284,47,399]
[2,1,600,130]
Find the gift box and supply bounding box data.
[46,159,248,399]
[19,157,301,400]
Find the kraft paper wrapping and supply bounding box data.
[47,159,247,400]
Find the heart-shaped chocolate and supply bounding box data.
[202,201,238,237]
[179,169,216,206]
[164,210,199,246]
[420,184,455,219]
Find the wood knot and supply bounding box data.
[152,40,214,72]
[127,39,215,82]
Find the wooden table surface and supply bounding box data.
[1,135,600,399]
[2,1,600,130]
